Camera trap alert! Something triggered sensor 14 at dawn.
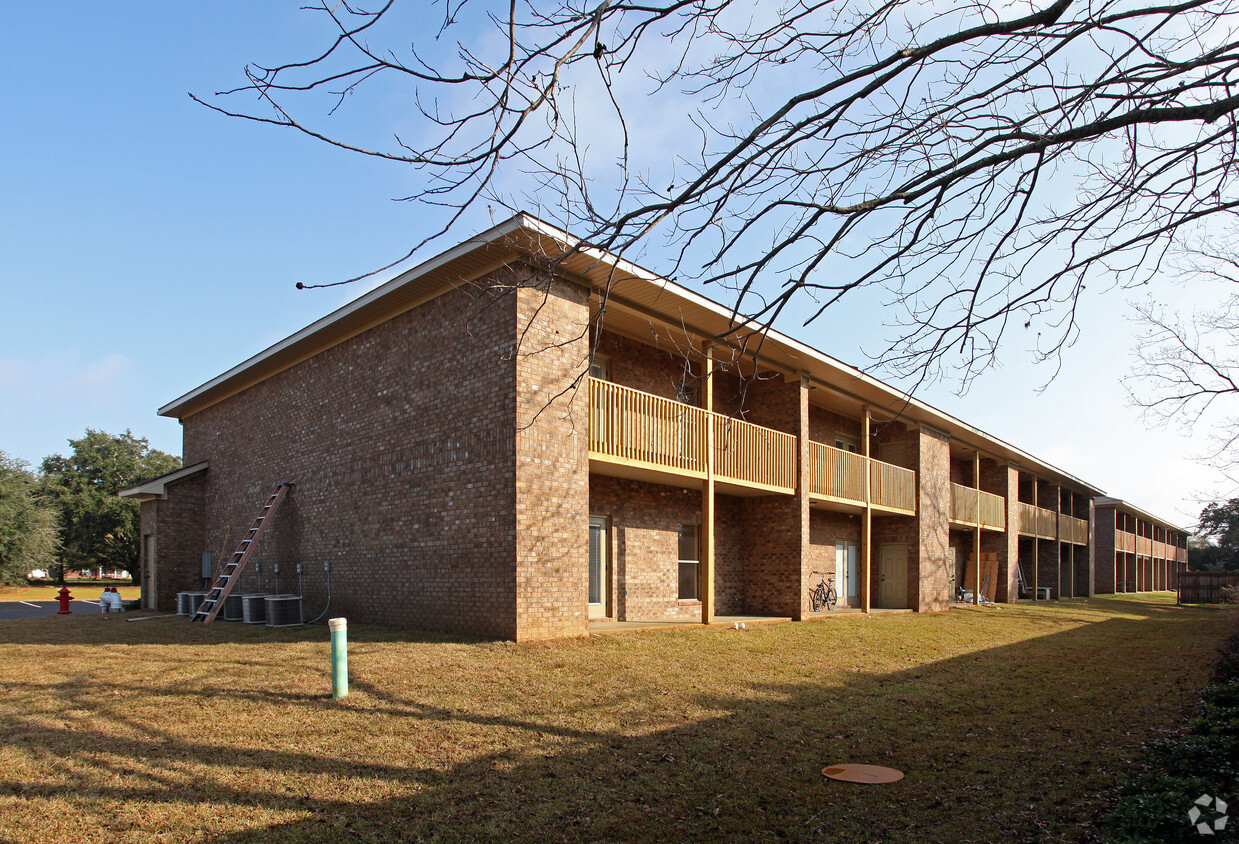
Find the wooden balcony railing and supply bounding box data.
[808,441,916,513]
[589,378,708,474]
[1059,514,1089,545]
[713,415,797,493]
[1116,530,1136,553]
[591,379,914,511]
[870,456,917,514]
[1018,502,1058,539]
[809,440,866,502]
[1136,535,1152,557]
[589,378,795,493]
[951,484,1005,530]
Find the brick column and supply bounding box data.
[513,277,591,641]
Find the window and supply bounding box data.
[678,524,699,600]
[835,434,859,453]
[589,355,610,380]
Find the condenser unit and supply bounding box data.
[241,593,270,624]
[265,594,303,627]
[177,591,208,617]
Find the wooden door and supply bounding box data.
[879,543,908,609]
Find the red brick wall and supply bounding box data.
[1037,540,1062,599]
[980,460,1019,602]
[808,406,861,447]
[741,495,801,617]
[590,475,706,620]
[808,509,861,606]
[915,426,952,611]
[513,278,591,640]
[1093,505,1117,593]
[177,267,584,640]
[594,331,696,402]
[140,474,207,611]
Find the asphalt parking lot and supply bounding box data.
[0,600,113,620]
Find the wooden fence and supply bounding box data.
[1178,571,1239,604]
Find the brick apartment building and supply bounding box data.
[121,214,1189,640]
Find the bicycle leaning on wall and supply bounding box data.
[808,571,838,612]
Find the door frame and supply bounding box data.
[588,516,609,619]
[878,543,908,609]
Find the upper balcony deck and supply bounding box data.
[588,378,915,513]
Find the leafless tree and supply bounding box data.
[1129,218,1239,483]
[197,0,1239,389]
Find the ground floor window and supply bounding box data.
[678,524,699,600]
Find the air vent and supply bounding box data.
[265,595,303,627]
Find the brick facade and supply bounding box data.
[135,217,1183,640]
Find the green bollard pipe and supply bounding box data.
[329,617,348,699]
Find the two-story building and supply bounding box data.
[121,213,1186,640]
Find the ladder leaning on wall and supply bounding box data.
[191,482,293,624]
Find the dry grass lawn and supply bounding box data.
[0,595,1231,843]
[0,584,141,603]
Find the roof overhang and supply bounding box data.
[118,462,209,501]
[1094,497,1192,533]
[158,213,1103,493]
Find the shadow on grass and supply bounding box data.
[1,598,1231,842]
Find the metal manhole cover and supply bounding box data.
[821,764,905,783]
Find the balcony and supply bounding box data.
[588,378,796,494]
[950,483,1006,530]
[588,378,914,511]
[1018,502,1058,540]
[1059,514,1089,545]
[1136,535,1152,557]
[808,441,917,515]
[1116,529,1136,553]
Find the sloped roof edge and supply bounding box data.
[158,213,1103,493]
[118,461,209,500]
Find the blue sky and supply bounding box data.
[0,2,1224,526]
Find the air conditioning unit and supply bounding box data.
[222,593,256,622]
[177,591,209,617]
[265,594,303,627]
[241,594,270,624]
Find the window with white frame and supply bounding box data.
[678,524,699,600]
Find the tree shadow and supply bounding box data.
[1,600,1229,842]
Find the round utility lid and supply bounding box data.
[821,764,905,784]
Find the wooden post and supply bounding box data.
[973,451,982,606]
[1032,477,1039,602]
[862,406,872,614]
[1066,491,1074,599]
[700,344,715,625]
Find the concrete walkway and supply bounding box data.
[588,607,913,634]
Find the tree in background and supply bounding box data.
[1128,216,1239,484]
[40,430,180,581]
[1194,498,1239,571]
[0,452,57,585]
[200,0,1239,390]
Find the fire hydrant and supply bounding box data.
[56,586,72,614]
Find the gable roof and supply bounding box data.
[118,461,209,501]
[159,213,1103,494]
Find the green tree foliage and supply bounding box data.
[1195,498,1239,571]
[0,451,57,585]
[40,430,180,579]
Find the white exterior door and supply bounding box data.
[588,517,608,619]
[879,543,908,609]
[835,541,860,607]
[143,534,156,611]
